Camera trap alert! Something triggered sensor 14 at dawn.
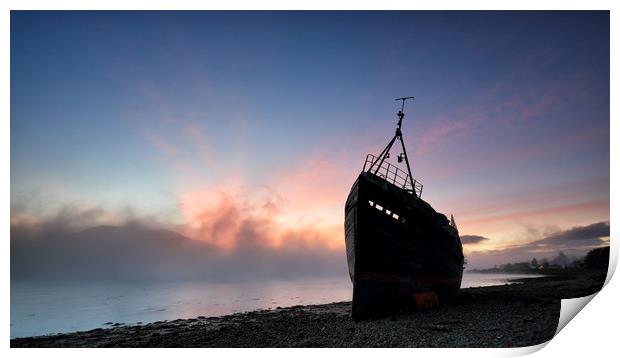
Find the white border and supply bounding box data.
[4,1,617,357]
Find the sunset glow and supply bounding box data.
[11,11,609,273]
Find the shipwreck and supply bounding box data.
[344,97,464,320]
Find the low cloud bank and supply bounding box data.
[12,206,609,280]
[466,221,610,269]
[460,235,489,245]
[11,208,347,283]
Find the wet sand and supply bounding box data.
[11,271,606,348]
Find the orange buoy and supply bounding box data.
[413,291,439,309]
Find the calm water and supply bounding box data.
[11,273,542,338]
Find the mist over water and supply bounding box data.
[11,273,542,338]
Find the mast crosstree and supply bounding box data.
[368,96,419,197]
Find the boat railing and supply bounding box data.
[362,154,423,197]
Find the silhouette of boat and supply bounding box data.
[344,97,464,320]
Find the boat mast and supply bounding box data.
[369,96,417,196]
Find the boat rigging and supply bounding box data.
[365,96,422,198]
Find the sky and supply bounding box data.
[10,11,610,278]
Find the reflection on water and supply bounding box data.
[11,272,542,338]
[11,278,352,338]
[461,272,544,288]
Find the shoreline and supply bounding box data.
[11,271,606,348]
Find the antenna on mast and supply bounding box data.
[395,96,414,122]
[367,96,420,197]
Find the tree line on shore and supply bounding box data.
[469,246,610,273]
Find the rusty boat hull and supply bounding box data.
[344,172,464,320]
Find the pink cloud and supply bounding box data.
[412,68,597,161]
[177,183,344,251]
[459,200,609,227]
